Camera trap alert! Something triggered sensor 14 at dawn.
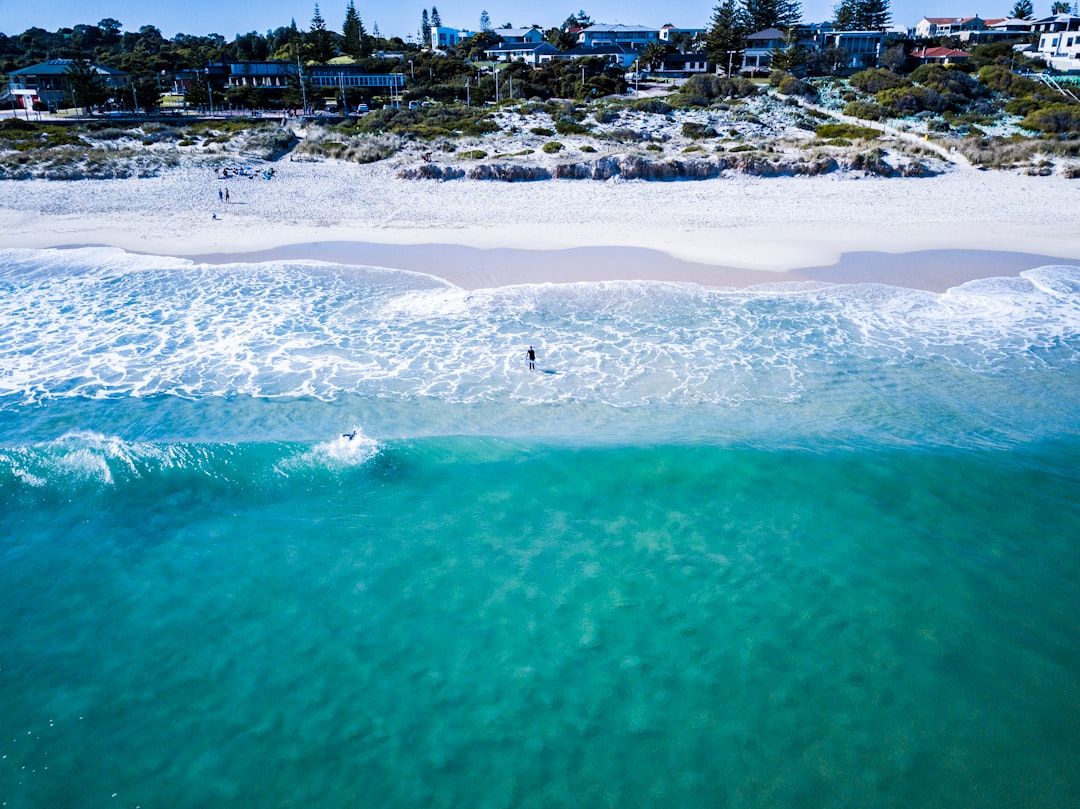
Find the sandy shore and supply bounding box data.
[1,160,1079,290]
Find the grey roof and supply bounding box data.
[560,44,634,57]
[484,42,558,54]
[747,28,786,40]
[582,24,660,33]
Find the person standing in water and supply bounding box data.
[526,346,536,371]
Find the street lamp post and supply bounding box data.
[727,50,738,77]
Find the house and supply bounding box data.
[910,46,972,64]
[914,16,986,39]
[654,52,711,75]
[577,24,661,51]
[6,59,130,110]
[553,44,639,70]
[958,16,1033,44]
[484,41,560,65]
[430,26,476,50]
[743,28,787,73]
[495,27,545,45]
[659,24,706,44]
[1032,13,1080,69]
[827,30,885,69]
[307,65,406,92]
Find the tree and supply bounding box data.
[124,75,162,114]
[563,10,594,28]
[479,10,492,31]
[64,58,108,113]
[308,4,334,62]
[641,41,674,71]
[1050,1,1071,12]
[706,0,748,71]
[421,9,431,48]
[342,1,364,58]
[744,0,802,33]
[833,0,891,30]
[431,7,442,28]
[1010,0,1034,18]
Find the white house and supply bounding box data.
[484,41,560,65]
[430,27,476,50]
[1032,13,1080,69]
[495,27,545,45]
[914,16,986,38]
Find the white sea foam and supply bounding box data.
[1,248,1078,416]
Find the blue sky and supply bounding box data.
[0,1,1042,41]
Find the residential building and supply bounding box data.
[495,27,545,45]
[654,52,711,75]
[6,59,130,110]
[910,46,972,64]
[431,27,476,50]
[553,44,639,69]
[659,24,706,44]
[577,24,661,51]
[1032,13,1080,68]
[914,16,986,38]
[484,41,560,65]
[827,30,885,69]
[958,17,1033,44]
[743,28,787,73]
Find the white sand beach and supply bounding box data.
[1,160,1079,290]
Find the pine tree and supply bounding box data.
[308,3,334,62]
[743,0,802,33]
[706,0,748,71]
[421,9,431,48]
[834,0,890,30]
[431,7,442,28]
[480,10,493,31]
[342,1,362,58]
[1010,0,1034,18]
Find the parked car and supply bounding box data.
[356,103,370,114]
[408,100,420,109]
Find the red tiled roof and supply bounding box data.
[911,47,972,58]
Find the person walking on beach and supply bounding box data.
[224,187,230,204]
[526,346,536,371]
[218,188,223,203]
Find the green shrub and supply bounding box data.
[1004,96,1047,117]
[530,126,554,136]
[555,119,589,135]
[594,108,619,124]
[1021,103,1080,134]
[728,144,755,152]
[816,123,880,140]
[646,143,662,152]
[630,98,673,115]
[682,122,718,139]
[460,149,487,159]
[820,138,853,146]
[876,85,948,116]
[683,144,704,152]
[850,68,909,94]
[580,144,597,153]
[978,65,1043,97]
[542,141,563,153]
[777,74,808,96]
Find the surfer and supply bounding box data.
[342,430,357,440]
[526,346,536,371]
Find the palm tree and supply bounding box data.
[641,41,673,72]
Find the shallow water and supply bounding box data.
[2,248,1078,808]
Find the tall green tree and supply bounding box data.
[743,0,802,33]
[479,10,492,31]
[1010,0,1034,18]
[421,9,431,48]
[64,58,108,113]
[833,0,891,30]
[308,4,334,62]
[1050,1,1070,12]
[342,1,364,58]
[431,7,442,28]
[706,0,748,71]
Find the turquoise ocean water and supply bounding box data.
[1,247,1078,808]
